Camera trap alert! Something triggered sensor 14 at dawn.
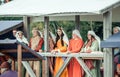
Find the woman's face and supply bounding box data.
[18,32,23,39]
[117,65,120,74]
[12,30,17,37]
[72,33,77,39]
[57,29,62,36]
[87,34,92,40]
[113,28,119,34]
[32,30,38,37]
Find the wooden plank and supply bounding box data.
[75,15,80,30]
[76,57,92,77]
[42,16,49,77]
[17,44,22,77]
[39,52,103,59]
[103,11,113,77]
[22,61,36,77]
[56,57,72,77]
[23,16,30,40]
[0,49,27,52]
[12,60,15,71]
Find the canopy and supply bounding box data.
[0,0,119,16]
[0,21,23,35]
[101,32,120,48]
[0,40,45,60]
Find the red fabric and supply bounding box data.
[68,58,83,77]
[35,38,44,51]
[84,60,94,70]
[29,38,44,52]
[68,38,84,77]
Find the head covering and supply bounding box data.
[38,31,43,38]
[113,26,120,34]
[113,26,120,31]
[88,30,101,51]
[61,28,69,45]
[16,31,29,45]
[0,62,11,69]
[72,29,82,39]
[49,31,56,42]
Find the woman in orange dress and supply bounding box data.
[67,29,84,77]
[52,28,68,77]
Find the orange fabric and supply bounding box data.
[55,40,67,52]
[54,40,68,77]
[68,38,84,77]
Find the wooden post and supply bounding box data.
[12,60,15,71]
[42,16,49,77]
[103,11,113,77]
[56,57,72,77]
[17,44,22,77]
[75,15,80,30]
[23,16,30,40]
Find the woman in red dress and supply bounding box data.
[67,29,84,77]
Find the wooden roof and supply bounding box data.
[0,39,45,60]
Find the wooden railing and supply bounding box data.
[40,52,104,77]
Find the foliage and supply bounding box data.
[30,21,103,42]
[0,17,22,20]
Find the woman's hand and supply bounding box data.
[66,51,71,54]
[86,49,92,53]
[51,49,60,54]
[39,49,42,52]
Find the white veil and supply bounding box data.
[16,31,29,45]
[38,31,43,38]
[88,30,101,51]
[72,29,82,39]
[61,28,69,45]
[49,31,56,42]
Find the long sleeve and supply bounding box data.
[35,38,44,51]
[71,39,84,53]
[90,40,99,51]
[29,38,32,48]
[59,45,67,52]
[55,40,67,52]
[68,40,72,51]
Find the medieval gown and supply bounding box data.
[83,40,100,77]
[54,39,68,77]
[28,36,44,77]
[68,38,84,77]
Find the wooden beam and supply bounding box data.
[42,16,49,77]
[56,57,72,77]
[39,52,103,59]
[22,61,36,77]
[75,15,80,30]
[23,16,30,40]
[17,44,22,77]
[103,11,113,77]
[76,57,92,77]
[12,60,15,71]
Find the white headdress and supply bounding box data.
[49,31,56,42]
[72,29,82,39]
[113,26,120,34]
[38,31,43,38]
[16,31,29,45]
[113,26,120,31]
[60,28,69,45]
[88,30,101,51]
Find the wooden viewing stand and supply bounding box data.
[0,39,104,77]
[0,40,45,77]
